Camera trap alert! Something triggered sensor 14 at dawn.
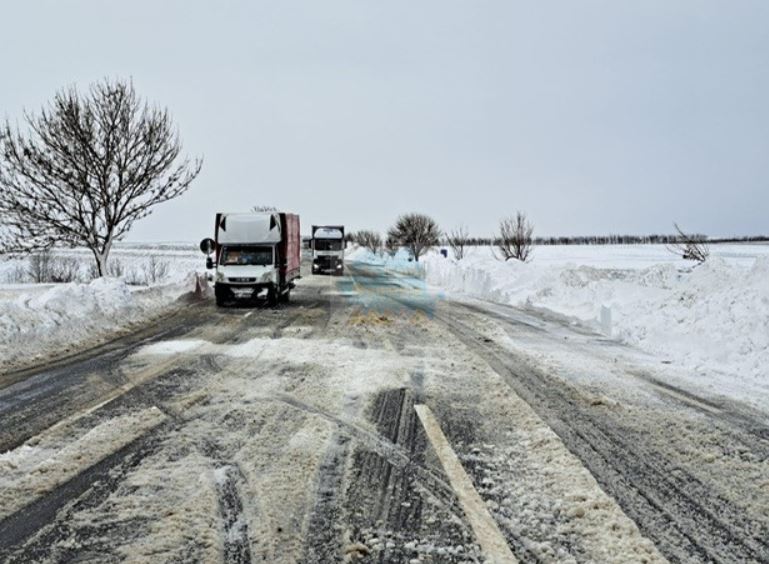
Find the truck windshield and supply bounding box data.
[220,245,273,266]
[315,240,343,251]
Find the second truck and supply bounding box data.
[311,225,345,275]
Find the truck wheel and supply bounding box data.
[214,285,227,307]
[267,288,278,306]
[279,289,290,303]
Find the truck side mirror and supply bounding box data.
[206,257,214,269]
[200,238,215,255]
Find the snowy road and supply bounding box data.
[0,261,767,563]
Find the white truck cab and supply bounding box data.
[311,225,345,276]
[216,244,277,287]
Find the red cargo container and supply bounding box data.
[278,212,301,287]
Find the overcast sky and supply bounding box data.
[2,1,768,240]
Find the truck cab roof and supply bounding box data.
[312,226,344,240]
[217,213,282,244]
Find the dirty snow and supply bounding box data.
[138,335,415,405]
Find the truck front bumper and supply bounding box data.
[215,282,274,299]
[312,258,344,275]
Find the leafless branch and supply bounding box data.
[667,223,709,263]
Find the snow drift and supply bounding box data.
[420,249,769,387]
[0,276,195,370]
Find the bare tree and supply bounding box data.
[0,78,202,276]
[446,224,469,260]
[494,212,534,262]
[667,223,709,263]
[355,230,383,255]
[387,213,441,262]
[384,234,399,257]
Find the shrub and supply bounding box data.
[49,256,81,283]
[142,256,170,284]
[494,212,534,262]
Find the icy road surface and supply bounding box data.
[0,261,767,563]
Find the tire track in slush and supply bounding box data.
[171,302,333,563]
[118,355,254,564]
[0,302,250,454]
[1,358,253,563]
[0,420,173,561]
[299,386,507,563]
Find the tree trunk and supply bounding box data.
[91,238,113,278]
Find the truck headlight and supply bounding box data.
[216,272,224,282]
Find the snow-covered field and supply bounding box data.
[350,243,769,408]
[0,242,201,286]
[0,243,203,370]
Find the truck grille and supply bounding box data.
[228,277,257,283]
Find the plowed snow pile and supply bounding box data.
[421,248,769,390]
[0,276,194,369]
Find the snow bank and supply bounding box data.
[421,248,769,388]
[345,245,384,265]
[0,275,195,370]
[346,245,425,276]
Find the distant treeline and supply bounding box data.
[458,234,769,246]
[342,230,769,247]
[708,235,769,244]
